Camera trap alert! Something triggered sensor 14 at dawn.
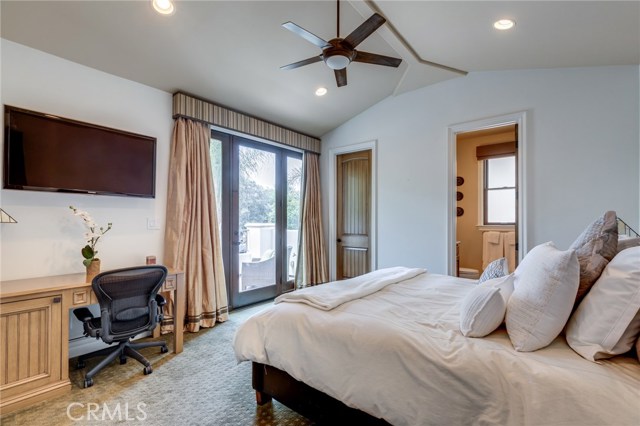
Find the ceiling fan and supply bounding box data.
[281,0,402,88]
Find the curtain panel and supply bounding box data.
[295,152,329,287]
[164,118,229,332]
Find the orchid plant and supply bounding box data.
[69,206,112,267]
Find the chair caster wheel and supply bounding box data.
[120,357,127,365]
[84,378,94,388]
[143,366,153,375]
[76,360,86,369]
[160,346,169,354]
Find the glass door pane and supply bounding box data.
[286,156,303,286]
[237,144,277,296]
[210,137,223,230]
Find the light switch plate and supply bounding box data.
[147,218,160,230]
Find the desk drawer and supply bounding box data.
[162,276,176,292]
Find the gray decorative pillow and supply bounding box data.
[478,257,509,284]
[569,210,618,301]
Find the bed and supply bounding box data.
[234,267,640,425]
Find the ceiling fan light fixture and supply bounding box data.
[324,54,351,70]
[493,19,515,30]
[152,0,175,15]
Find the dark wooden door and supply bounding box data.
[336,150,371,279]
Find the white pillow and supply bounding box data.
[565,246,640,361]
[506,242,579,352]
[460,274,514,337]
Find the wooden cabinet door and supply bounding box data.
[0,295,63,404]
[336,150,371,279]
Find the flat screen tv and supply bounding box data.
[3,106,156,198]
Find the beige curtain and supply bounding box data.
[295,152,329,287]
[163,118,228,332]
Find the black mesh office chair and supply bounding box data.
[73,265,169,388]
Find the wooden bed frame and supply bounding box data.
[252,362,391,425]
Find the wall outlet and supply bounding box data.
[147,218,160,230]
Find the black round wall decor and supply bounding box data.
[456,176,464,186]
[456,191,463,201]
[457,207,464,217]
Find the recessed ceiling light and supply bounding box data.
[494,19,515,30]
[315,87,328,97]
[152,0,175,15]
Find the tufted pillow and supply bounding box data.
[506,242,579,352]
[460,274,514,337]
[569,211,618,301]
[566,246,640,361]
[478,257,509,284]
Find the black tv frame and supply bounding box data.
[3,105,157,198]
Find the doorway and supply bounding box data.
[447,112,527,277]
[211,130,303,309]
[456,124,518,277]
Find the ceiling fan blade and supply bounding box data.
[343,13,386,49]
[281,56,323,70]
[353,51,402,68]
[282,22,330,49]
[334,68,347,87]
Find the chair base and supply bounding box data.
[77,339,167,388]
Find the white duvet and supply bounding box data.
[274,266,426,310]
[234,272,640,426]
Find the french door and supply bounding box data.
[210,130,302,309]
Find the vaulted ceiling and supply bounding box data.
[2,1,638,137]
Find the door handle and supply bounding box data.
[337,239,342,243]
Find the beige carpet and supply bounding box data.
[1,303,312,426]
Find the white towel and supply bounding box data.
[275,267,427,311]
[483,232,504,269]
[487,231,501,244]
[504,232,517,272]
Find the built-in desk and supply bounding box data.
[0,269,184,415]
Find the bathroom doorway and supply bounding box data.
[447,112,527,278]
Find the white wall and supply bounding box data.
[0,40,173,280]
[321,65,640,274]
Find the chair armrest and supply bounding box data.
[154,294,166,323]
[73,307,101,339]
[73,307,94,323]
[155,294,167,307]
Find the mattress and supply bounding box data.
[234,272,640,426]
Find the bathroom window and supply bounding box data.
[483,156,516,224]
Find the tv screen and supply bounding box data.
[3,106,156,198]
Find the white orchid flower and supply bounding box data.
[70,205,113,266]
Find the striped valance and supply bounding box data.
[172,92,320,153]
